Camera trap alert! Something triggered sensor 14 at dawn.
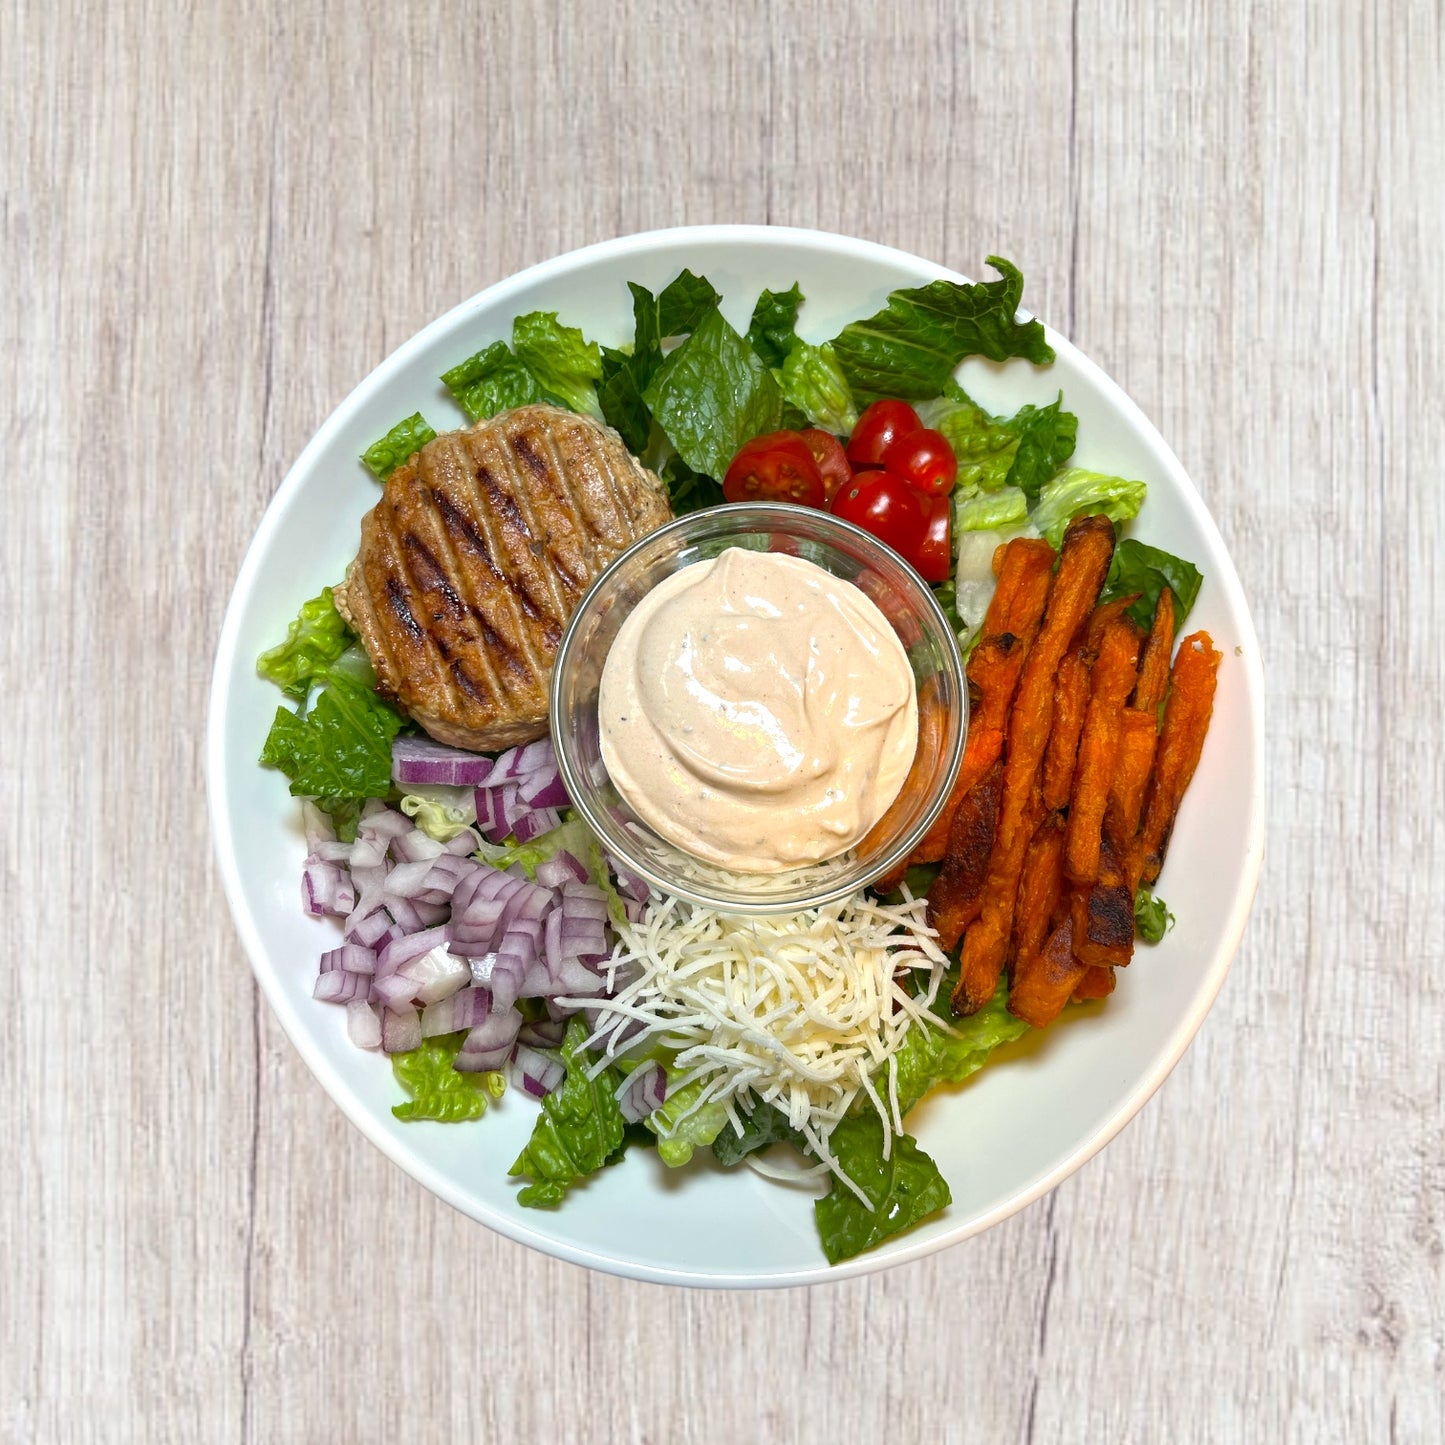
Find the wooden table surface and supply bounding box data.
[6,2,1442,1440]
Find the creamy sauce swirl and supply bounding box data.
[597,547,918,872]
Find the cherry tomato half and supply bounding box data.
[912,493,954,583]
[845,399,923,469]
[723,433,825,506]
[830,470,927,559]
[798,428,852,501]
[883,427,957,495]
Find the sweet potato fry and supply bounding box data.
[955,515,1116,1014]
[928,758,1005,952]
[1072,965,1116,1001]
[1085,594,1138,652]
[1007,812,1067,981]
[1071,835,1136,967]
[1007,917,1087,1028]
[1040,640,1090,812]
[1063,616,1143,884]
[1131,587,1175,713]
[908,538,1055,866]
[1106,709,1159,842]
[1136,631,1221,886]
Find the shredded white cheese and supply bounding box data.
[576,887,948,1205]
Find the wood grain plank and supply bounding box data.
[4,0,1442,1441]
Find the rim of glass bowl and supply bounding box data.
[548,501,967,914]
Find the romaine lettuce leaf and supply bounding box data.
[441,340,552,421]
[512,312,603,418]
[1031,467,1148,548]
[829,257,1054,404]
[919,387,1020,492]
[1102,538,1203,630]
[391,1031,505,1121]
[746,283,804,369]
[813,1116,951,1264]
[644,1073,731,1166]
[642,307,784,482]
[660,453,726,516]
[777,340,858,435]
[361,412,438,482]
[1004,393,1077,498]
[953,485,1029,534]
[256,587,353,700]
[655,269,722,338]
[399,784,477,843]
[709,1102,805,1166]
[259,675,405,805]
[510,1016,628,1207]
[1134,888,1175,943]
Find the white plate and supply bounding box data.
[208,226,1264,1287]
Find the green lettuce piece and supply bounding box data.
[391,1032,504,1121]
[777,340,858,434]
[644,1073,731,1166]
[1031,467,1148,548]
[399,784,477,842]
[953,485,1029,533]
[1134,888,1175,944]
[709,1103,805,1166]
[746,283,804,369]
[919,387,1020,492]
[642,307,784,482]
[360,412,437,481]
[512,311,603,418]
[510,1017,628,1207]
[890,976,1032,1115]
[256,587,353,700]
[660,453,725,516]
[259,675,405,805]
[1102,538,1204,630]
[814,1117,951,1264]
[656,268,722,338]
[598,347,655,454]
[441,340,551,421]
[830,257,1054,404]
[1004,393,1077,498]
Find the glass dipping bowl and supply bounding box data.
[549,502,967,914]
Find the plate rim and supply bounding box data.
[207,223,1266,1288]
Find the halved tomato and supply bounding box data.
[798,428,852,501]
[845,400,922,469]
[723,433,825,506]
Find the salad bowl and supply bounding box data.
[208,225,1264,1287]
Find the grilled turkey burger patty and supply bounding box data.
[334,404,673,751]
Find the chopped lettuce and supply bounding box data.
[829,258,1054,404]
[746,283,804,369]
[655,268,722,338]
[709,1102,805,1166]
[814,1116,951,1265]
[260,674,404,805]
[919,387,1020,492]
[510,1017,628,1207]
[1102,538,1204,630]
[643,307,784,482]
[1134,888,1175,944]
[644,1073,731,1166]
[391,1032,505,1121]
[1031,467,1148,548]
[1004,393,1077,498]
[512,311,603,418]
[777,340,858,435]
[399,784,477,843]
[441,340,551,420]
[660,453,726,516]
[256,587,353,700]
[890,977,1032,1115]
[953,485,1030,534]
[361,412,437,482]
[478,813,629,927]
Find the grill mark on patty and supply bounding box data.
[402,531,465,617]
[476,464,532,539]
[431,488,503,579]
[385,576,423,639]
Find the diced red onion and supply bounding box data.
[442,828,481,856]
[391,829,447,864]
[302,860,341,916]
[605,852,652,902]
[322,943,377,976]
[396,944,470,1006]
[309,838,356,864]
[377,924,452,975]
[380,1006,422,1054]
[511,806,562,844]
[347,908,394,948]
[533,851,588,889]
[384,896,427,932]
[370,972,419,1009]
[622,897,646,924]
[421,985,491,1038]
[315,970,369,1004]
[518,1018,567,1048]
[346,999,382,1049]
[392,734,497,788]
[302,799,334,853]
[517,766,570,810]
[383,858,441,900]
[511,1043,566,1098]
[454,1007,521,1071]
[618,1061,667,1123]
[360,807,413,842]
